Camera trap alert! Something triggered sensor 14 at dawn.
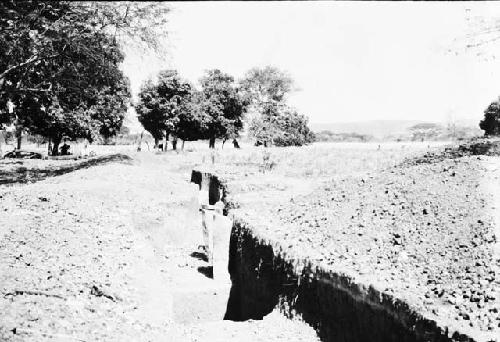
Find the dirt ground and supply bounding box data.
[0,152,319,341]
[1,140,498,342]
[210,141,500,341]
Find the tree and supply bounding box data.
[89,81,131,144]
[0,1,168,151]
[175,90,209,148]
[199,69,247,148]
[249,102,315,147]
[273,108,315,146]
[240,66,314,147]
[135,70,192,149]
[10,11,132,154]
[0,1,170,91]
[479,99,500,136]
[76,2,170,57]
[240,66,294,105]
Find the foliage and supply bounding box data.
[249,103,315,147]
[0,1,167,152]
[479,100,500,136]
[240,66,294,105]
[199,69,247,147]
[240,66,314,147]
[90,85,131,143]
[175,90,210,142]
[135,70,193,145]
[74,2,170,57]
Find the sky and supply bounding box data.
[121,1,500,131]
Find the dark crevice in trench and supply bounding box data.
[222,221,475,342]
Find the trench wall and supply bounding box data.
[190,169,476,342]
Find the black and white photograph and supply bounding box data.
[0,1,498,341]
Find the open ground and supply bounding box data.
[0,140,498,342]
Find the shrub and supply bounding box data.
[249,103,314,147]
[479,100,500,136]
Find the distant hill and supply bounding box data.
[310,120,427,138]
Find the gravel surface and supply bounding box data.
[269,156,499,337]
[211,141,500,341]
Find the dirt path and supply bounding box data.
[0,153,319,341]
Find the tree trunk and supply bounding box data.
[47,139,52,156]
[0,130,3,157]
[52,137,61,156]
[164,133,169,151]
[15,127,22,149]
[181,140,185,150]
[209,136,216,149]
[154,137,159,149]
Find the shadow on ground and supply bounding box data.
[190,251,209,262]
[197,266,213,279]
[0,153,133,185]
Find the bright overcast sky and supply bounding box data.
[121,1,500,126]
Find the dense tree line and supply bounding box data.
[315,131,373,143]
[136,69,246,149]
[0,1,314,153]
[135,66,315,148]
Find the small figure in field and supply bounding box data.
[233,139,240,149]
[60,140,71,156]
[377,144,381,150]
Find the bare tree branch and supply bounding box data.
[0,53,60,82]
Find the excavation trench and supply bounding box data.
[188,170,475,342]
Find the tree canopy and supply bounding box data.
[249,102,315,147]
[240,66,295,105]
[240,66,313,147]
[0,1,168,153]
[199,69,247,148]
[135,70,194,147]
[480,99,500,136]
